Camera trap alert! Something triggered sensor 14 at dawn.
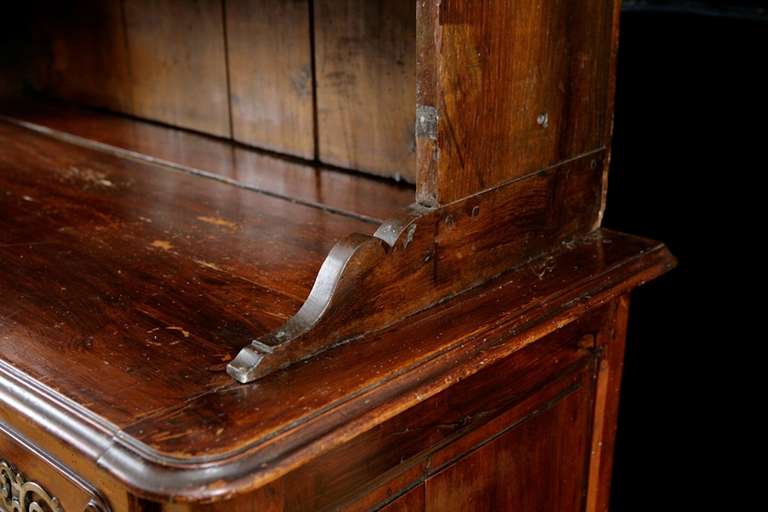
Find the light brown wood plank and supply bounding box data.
[314,0,416,182]
[123,0,231,137]
[226,0,315,159]
[0,119,373,425]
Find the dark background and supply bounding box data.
[605,2,764,510]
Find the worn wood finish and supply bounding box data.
[1,235,670,507]
[0,100,414,222]
[425,372,594,511]
[0,119,373,425]
[226,0,316,159]
[122,0,231,137]
[270,308,606,511]
[417,0,618,204]
[229,151,605,381]
[314,0,417,181]
[121,232,672,464]
[0,0,674,509]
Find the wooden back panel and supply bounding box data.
[19,0,416,182]
[314,0,416,181]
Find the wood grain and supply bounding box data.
[121,231,672,468]
[417,0,618,204]
[226,0,316,159]
[229,151,606,382]
[0,2,674,509]
[0,119,372,426]
[586,294,631,512]
[122,0,231,136]
[425,371,594,511]
[0,100,414,222]
[314,0,416,181]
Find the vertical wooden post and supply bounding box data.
[416,0,621,207]
[587,294,631,512]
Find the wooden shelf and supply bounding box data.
[0,114,394,422]
[0,100,415,223]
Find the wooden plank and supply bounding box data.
[314,0,416,181]
[122,0,231,137]
[425,371,594,511]
[417,0,619,204]
[228,152,608,382]
[0,119,373,426]
[127,230,674,462]
[36,0,132,112]
[586,294,631,512]
[0,100,414,222]
[226,0,316,159]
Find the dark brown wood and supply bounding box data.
[425,370,594,511]
[0,1,673,510]
[586,294,631,512]
[226,0,316,159]
[314,0,416,181]
[34,0,132,113]
[0,424,109,512]
[121,0,231,137]
[228,150,605,381]
[417,0,619,205]
[0,100,414,222]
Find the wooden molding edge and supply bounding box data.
[1,232,675,502]
[228,151,607,383]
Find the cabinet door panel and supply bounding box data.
[425,371,594,511]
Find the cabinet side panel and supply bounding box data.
[226,0,315,159]
[418,0,618,204]
[314,0,416,181]
[425,370,595,512]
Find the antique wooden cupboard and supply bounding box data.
[0,1,674,511]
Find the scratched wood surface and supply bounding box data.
[0,119,373,425]
[417,0,618,204]
[226,0,316,159]
[314,0,417,181]
[116,230,671,464]
[0,100,414,222]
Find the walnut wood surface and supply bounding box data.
[226,0,316,159]
[0,119,373,426]
[37,0,233,138]
[0,1,673,508]
[417,0,619,204]
[314,0,416,181]
[120,0,231,137]
[0,151,674,503]
[228,149,605,381]
[0,100,414,223]
[34,0,132,113]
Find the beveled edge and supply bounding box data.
[0,231,676,503]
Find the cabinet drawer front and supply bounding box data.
[0,423,109,512]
